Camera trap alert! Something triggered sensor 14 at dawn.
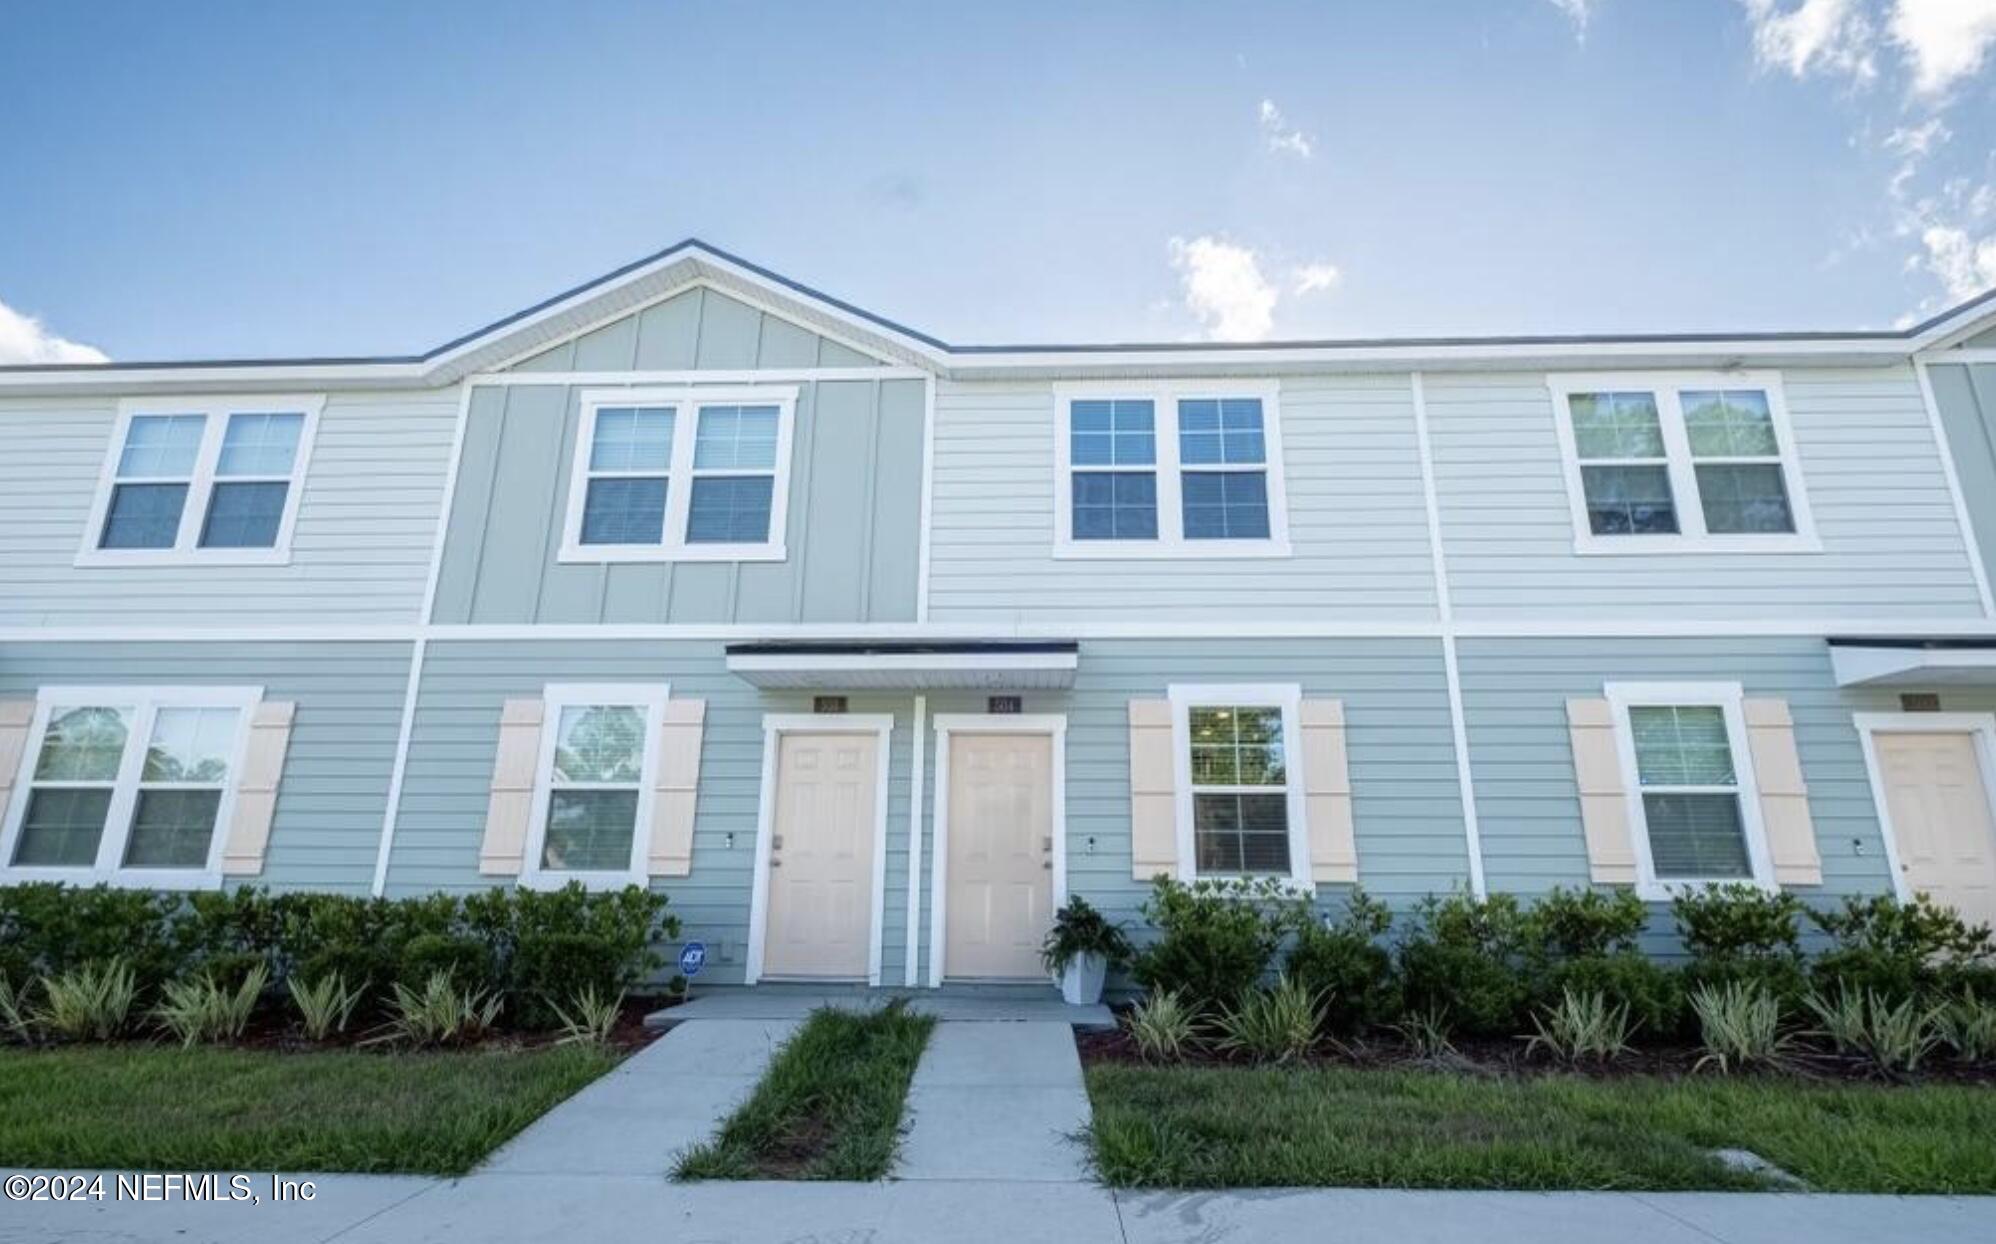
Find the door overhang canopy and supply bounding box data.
[1828,637,1996,687]
[724,640,1079,690]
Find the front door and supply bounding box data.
[1876,730,1996,927]
[762,731,879,979]
[945,731,1055,980]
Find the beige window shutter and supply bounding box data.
[1300,698,1357,883]
[0,699,35,830]
[1743,697,1822,886]
[221,701,297,876]
[480,698,545,876]
[1128,698,1178,881]
[1567,697,1638,885]
[648,698,706,877]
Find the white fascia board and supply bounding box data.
[1830,645,1996,688]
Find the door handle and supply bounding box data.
[772,835,784,849]
[1042,837,1053,852]
[769,858,782,868]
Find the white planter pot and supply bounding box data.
[1057,953,1108,1006]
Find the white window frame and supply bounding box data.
[0,684,262,890]
[557,385,797,563]
[77,396,324,567]
[1166,682,1311,890]
[520,682,672,891]
[1547,372,1818,555]
[1053,380,1291,559]
[1604,680,1775,901]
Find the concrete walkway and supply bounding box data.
[898,1021,1092,1182]
[653,982,1115,1028]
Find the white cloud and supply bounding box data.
[1257,99,1314,159]
[1740,0,1878,84]
[0,298,107,365]
[1169,236,1279,341]
[1917,224,1996,299]
[1889,0,1996,97]
[1292,262,1342,295]
[1546,0,1597,41]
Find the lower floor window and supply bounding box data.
[1188,704,1292,876]
[531,692,661,878]
[1629,703,1752,881]
[5,691,251,878]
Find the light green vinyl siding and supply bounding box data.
[1457,636,1899,905]
[0,391,455,626]
[387,641,920,986]
[430,377,923,624]
[0,641,412,893]
[925,376,1439,622]
[504,286,885,372]
[1430,367,1984,620]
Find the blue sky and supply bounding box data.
[2,0,1994,363]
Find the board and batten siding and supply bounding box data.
[0,391,455,627]
[385,640,920,987]
[505,285,885,373]
[1456,635,1898,905]
[430,376,923,625]
[0,641,411,893]
[1926,360,1996,600]
[1428,366,1984,620]
[924,376,1439,622]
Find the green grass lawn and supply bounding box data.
[1085,1063,1996,1194]
[675,1003,936,1181]
[0,1044,620,1176]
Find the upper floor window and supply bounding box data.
[0,685,260,888]
[79,398,322,566]
[1054,383,1289,558]
[1548,373,1816,554]
[1604,681,1774,900]
[559,386,795,563]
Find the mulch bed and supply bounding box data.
[1076,1016,1996,1086]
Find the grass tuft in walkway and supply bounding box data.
[1085,1064,1996,1194]
[0,1044,620,1176]
[675,1002,937,1181]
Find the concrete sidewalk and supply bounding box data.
[898,1021,1091,1182]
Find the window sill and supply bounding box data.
[73,548,293,568]
[0,867,223,891]
[517,869,648,892]
[556,543,787,565]
[1053,539,1292,561]
[1571,536,1822,557]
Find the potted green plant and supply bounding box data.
[1041,895,1133,1005]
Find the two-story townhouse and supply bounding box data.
[4,239,1996,989]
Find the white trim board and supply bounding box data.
[1164,684,1312,891]
[1851,711,1996,904]
[745,712,895,987]
[925,712,1068,988]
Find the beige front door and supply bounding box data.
[1876,730,1996,928]
[762,731,879,979]
[945,731,1055,980]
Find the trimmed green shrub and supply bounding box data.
[1521,886,1648,960]
[399,933,496,990]
[1396,892,1531,1037]
[1283,888,1398,1034]
[1807,893,1996,1004]
[1536,951,1684,1036]
[1130,877,1298,1015]
[1672,884,1808,1011]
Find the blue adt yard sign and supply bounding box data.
[678,941,707,978]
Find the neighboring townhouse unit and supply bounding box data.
[4,239,1996,988]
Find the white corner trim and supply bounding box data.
[1050,379,1291,559]
[745,712,896,987]
[556,384,798,564]
[1602,680,1774,901]
[75,394,325,567]
[1410,372,1487,897]
[1163,683,1312,890]
[926,712,1068,988]
[1851,710,1996,904]
[904,694,928,988]
[1545,371,1820,556]
[916,374,936,623]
